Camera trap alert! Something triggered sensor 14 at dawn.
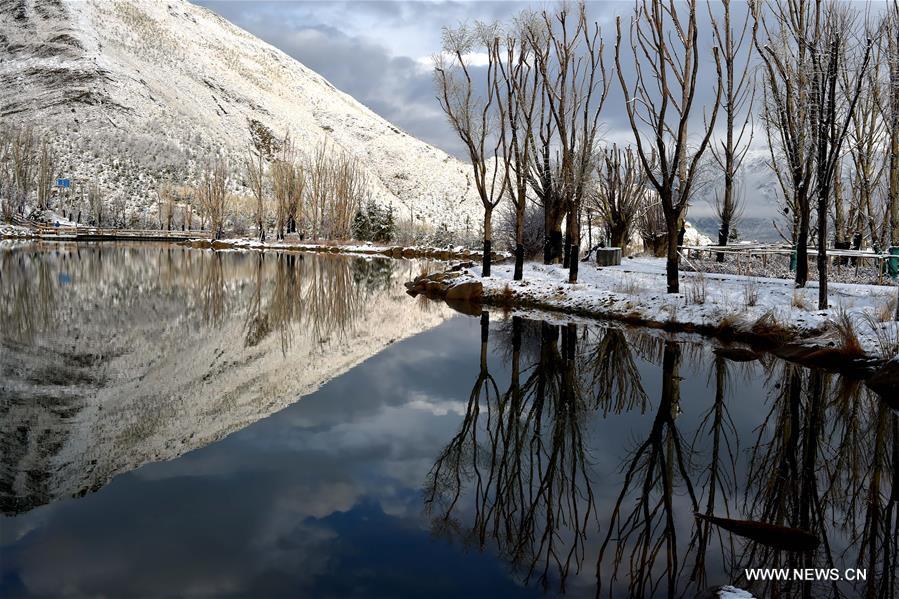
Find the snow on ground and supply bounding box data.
[462,256,899,360]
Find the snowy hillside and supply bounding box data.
[0,0,481,231]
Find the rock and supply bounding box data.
[446,280,483,302]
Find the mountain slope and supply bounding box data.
[0,0,481,232]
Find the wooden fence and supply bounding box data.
[681,244,898,284]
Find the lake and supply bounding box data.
[0,243,895,598]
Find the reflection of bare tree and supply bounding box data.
[197,251,225,326]
[239,252,377,354]
[243,253,270,348]
[737,366,836,597]
[0,249,56,343]
[595,340,702,599]
[425,317,598,592]
[692,353,740,590]
[735,367,898,598]
[583,326,648,415]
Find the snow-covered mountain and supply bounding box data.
[0,0,481,231]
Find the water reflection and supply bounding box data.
[426,315,897,598]
[0,243,452,515]
[1,245,896,598]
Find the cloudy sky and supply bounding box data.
[194,1,726,159]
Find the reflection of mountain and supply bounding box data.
[0,244,453,514]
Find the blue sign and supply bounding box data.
[57,178,70,188]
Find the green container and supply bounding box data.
[888,247,899,279]
[790,245,797,272]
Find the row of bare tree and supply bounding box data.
[0,125,57,221]
[436,0,899,301]
[244,132,370,242]
[436,0,720,290]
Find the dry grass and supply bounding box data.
[750,310,793,345]
[743,277,760,307]
[827,308,865,358]
[874,295,898,322]
[713,312,741,340]
[418,263,433,279]
[685,272,708,305]
[861,312,899,359]
[615,274,644,295]
[791,289,811,311]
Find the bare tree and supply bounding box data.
[809,6,874,308]
[10,126,37,216]
[305,141,368,240]
[35,139,55,212]
[589,144,648,255]
[709,0,754,262]
[434,21,509,276]
[197,159,229,240]
[525,2,610,283]
[494,19,538,280]
[88,181,103,226]
[271,137,297,240]
[844,32,886,251]
[616,0,722,293]
[0,127,13,221]
[887,1,899,247]
[245,146,267,241]
[158,183,176,231]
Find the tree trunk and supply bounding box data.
[817,188,828,310]
[568,243,579,283]
[666,218,680,294]
[716,221,730,263]
[610,223,627,253]
[795,192,810,287]
[514,203,525,281]
[482,206,492,277]
[543,206,564,264]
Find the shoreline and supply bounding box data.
[7,231,898,374]
[406,259,899,373]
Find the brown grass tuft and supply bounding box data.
[828,308,864,358]
[750,310,793,346]
[792,289,811,311]
[714,312,740,340]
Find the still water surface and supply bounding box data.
[0,243,895,598]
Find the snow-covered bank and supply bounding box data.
[409,257,899,365]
